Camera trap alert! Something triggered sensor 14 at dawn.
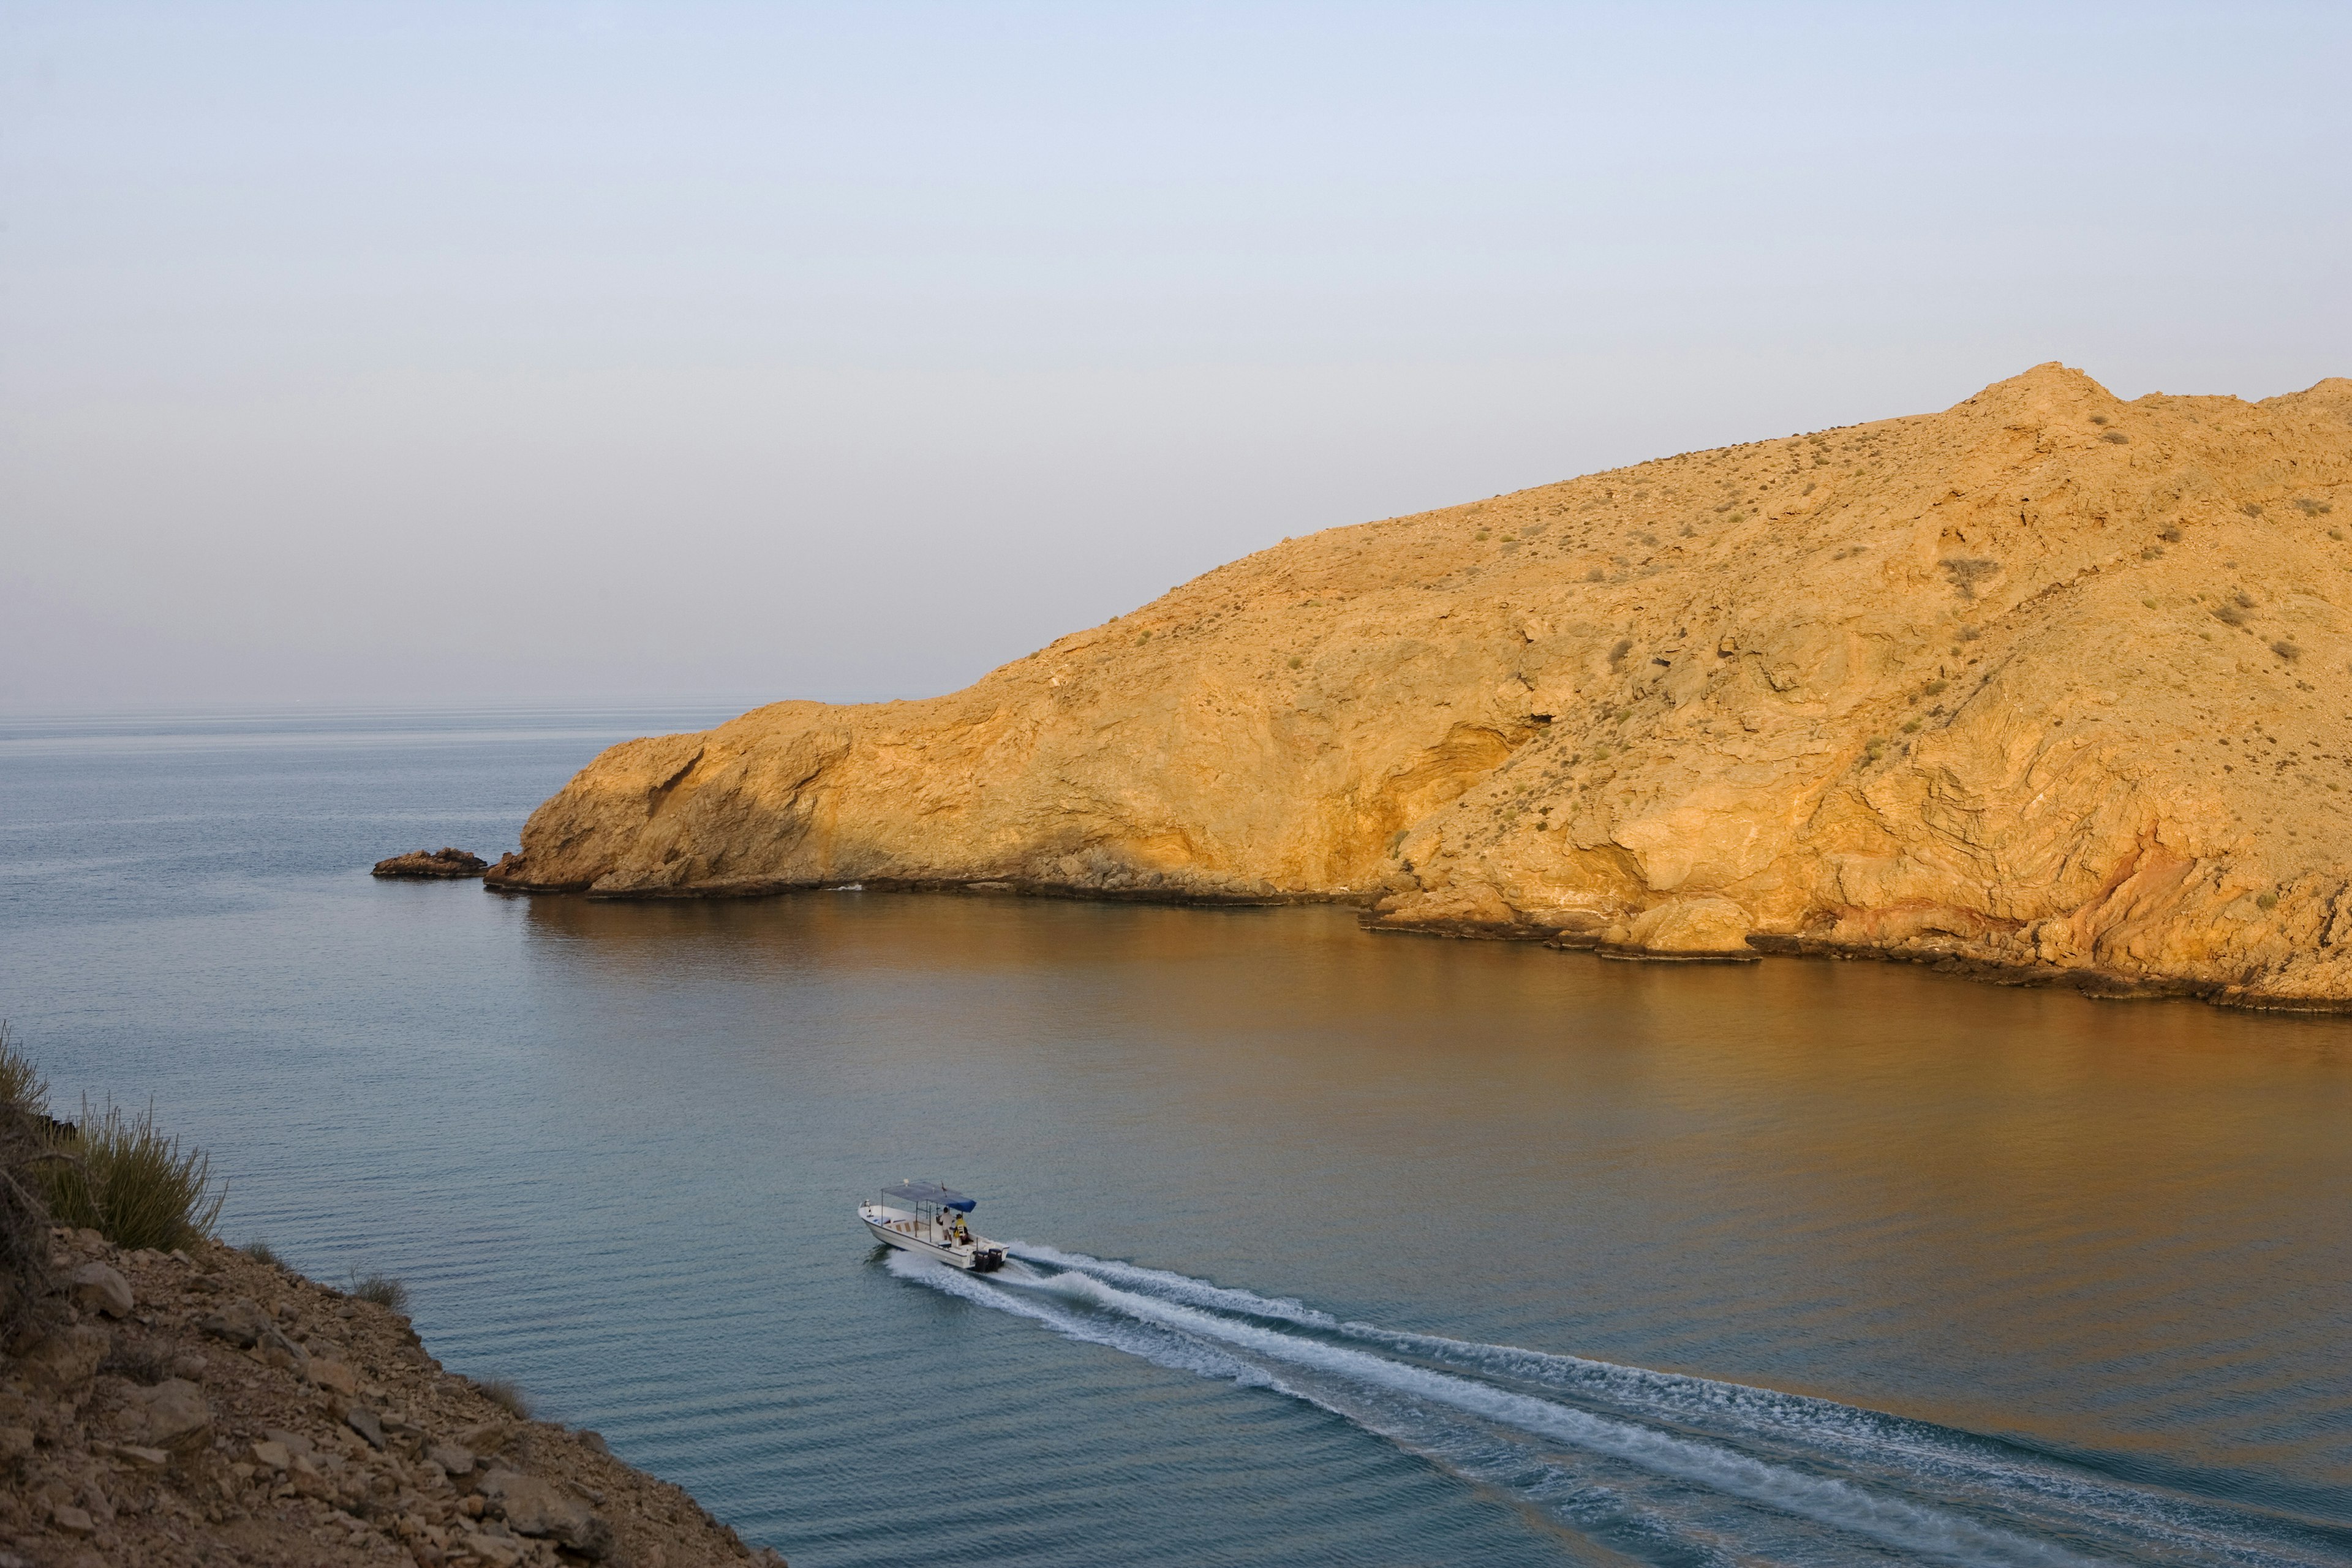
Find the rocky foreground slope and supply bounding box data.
[1,1231,778,1566]
[490,364,2352,1008]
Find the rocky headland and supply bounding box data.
[1,1231,780,1567]
[486,364,2352,1008]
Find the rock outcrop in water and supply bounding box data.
[372,849,489,880]
[488,364,2352,1008]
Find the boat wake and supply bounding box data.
[883,1245,2351,1567]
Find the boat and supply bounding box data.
[859,1180,1008,1272]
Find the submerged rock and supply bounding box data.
[371,846,489,878]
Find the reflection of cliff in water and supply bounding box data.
[511,889,2352,1519]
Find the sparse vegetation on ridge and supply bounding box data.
[0,1023,61,1344]
[38,1096,225,1254]
[0,1027,783,1564]
[351,1269,411,1311]
[479,1375,535,1419]
[1,1025,227,1257]
[0,1022,45,1114]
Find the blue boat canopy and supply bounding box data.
[883,1180,976,1213]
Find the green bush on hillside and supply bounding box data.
[0,1023,47,1114]
[0,1026,233,1334]
[41,1096,227,1253]
[0,1023,62,1343]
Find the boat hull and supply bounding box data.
[860,1209,1006,1272]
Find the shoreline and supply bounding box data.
[480,876,2352,1016]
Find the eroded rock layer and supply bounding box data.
[492,364,2352,1007]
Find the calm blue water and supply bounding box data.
[3,707,2349,1566]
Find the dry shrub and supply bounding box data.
[99,1339,177,1385]
[0,1023,62,1345]
[1939,559,1999,599]
[351,1272,410,1312]
[0,1023,44,1114]
[478,1377,533,1419]
[41,1097,225,1254]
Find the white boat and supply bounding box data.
[859,1180,1007,1273]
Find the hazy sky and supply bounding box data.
[5,2,2347,712]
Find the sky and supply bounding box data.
[4,1,2348,712]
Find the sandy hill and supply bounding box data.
[490,364,2352,1008]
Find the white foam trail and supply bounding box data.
[1014,1242,2019,1489]
[882,1250,1268,1389]
[887,1251,1711,1564]
[1021,1242,1963,1446]
[1044,1265,2100,1566]
[1014,1243,1345,1331]
[892,1248,2106,1567]
[1009,1244,2332,1564]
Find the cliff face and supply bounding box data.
[492,364,2352,1007]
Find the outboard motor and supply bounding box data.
[973,1247,1007,1273]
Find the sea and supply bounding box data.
[2,705,2348,1566]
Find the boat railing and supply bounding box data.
[866,1196,973,1247]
